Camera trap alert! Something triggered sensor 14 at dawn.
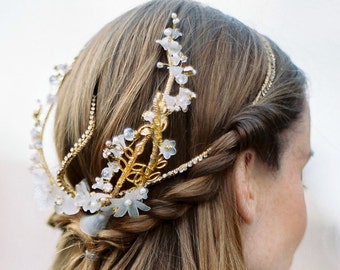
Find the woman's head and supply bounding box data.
[46,0,309,269]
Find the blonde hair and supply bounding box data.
[49,0,306,269]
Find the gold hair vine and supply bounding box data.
[253,36,276,104]
[30,13,276,236]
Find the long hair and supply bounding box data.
[49,0,306,269]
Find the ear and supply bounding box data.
[234,150,257,224]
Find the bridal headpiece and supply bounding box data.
[30,13,276,236]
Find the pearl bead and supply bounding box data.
[173,18,180,24]
[164,28,172,36]
[124,199,132,207]
[139,187,147,194]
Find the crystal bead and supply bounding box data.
[179,166,187,173]
[124,128,135,141]
[175,74,188,85]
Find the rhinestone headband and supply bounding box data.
[30,13,276,236]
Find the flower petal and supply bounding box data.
[79,212,110,236]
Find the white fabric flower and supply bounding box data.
[54,191,79,215]
[159,139,177,159]
[163,27,182,39]
[30,127,42,149]
[175,73,188,85]
[156,38,182,55]
[171,54,181,66]
[163,88,196,113]
[33,176,54,211]
[110,187,150,217]
[46,94,57,104]
[142,111,155,123]
[168,66,188,85]
[110,134,126,157]
[92,177,113,193]
[163,94,180,112]
[168,66,183,77]
[171,28,182,39]
[176,87,197,112]
[179,87,197,99]
[75,180,109,213]
[170,52,187,66]
[101,168,112,180]
[79,212,111,236]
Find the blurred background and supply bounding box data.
[0,0,339,269]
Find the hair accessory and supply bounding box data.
[85,249,99,261]
[253,36,276,104]
[31,13,207,235]
[30,13,276,236]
